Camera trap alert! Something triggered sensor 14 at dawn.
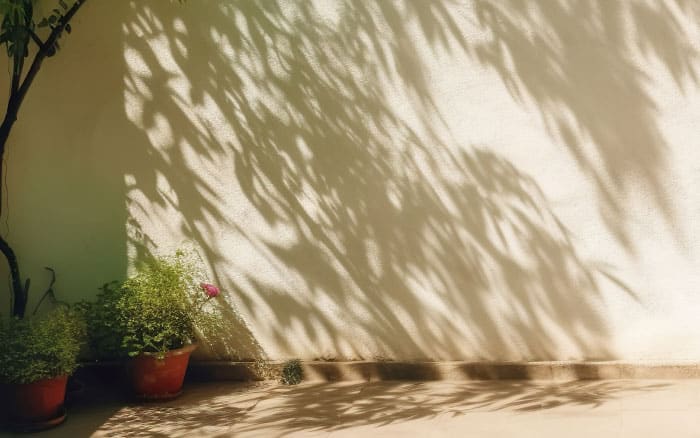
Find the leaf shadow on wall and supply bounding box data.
[472,0,699,251]
[117,0,698,360]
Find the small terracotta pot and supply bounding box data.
[130,344,197,400]
[5,375,68,430]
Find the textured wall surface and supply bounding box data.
[2,0,700,361]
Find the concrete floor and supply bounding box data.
[4,380,700,437]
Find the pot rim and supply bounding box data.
[1,374,68,386]
[138,343,198,358]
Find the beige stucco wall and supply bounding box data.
[3,0,700,361]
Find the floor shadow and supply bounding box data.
[84,380,670,436]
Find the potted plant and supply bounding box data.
[86,250,221,400]
[0,306,86,432]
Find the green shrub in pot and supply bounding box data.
[0,306,86,384]
[0,306,86,428]
[83,250,222,359]
[78,281,125,360]
[82,250,223,399]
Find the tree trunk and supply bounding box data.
[0,110,27,317]
[0,234,26,317]
[0,0,88,318]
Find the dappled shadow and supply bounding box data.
[0,0,694,360]
[242,380,669,430]
[471,0,698,250]
[115,0,669,360]
[88,380,670,436]
[116,0,700,361]
[87,382,268,437]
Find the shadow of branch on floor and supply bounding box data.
[82,380,669,436]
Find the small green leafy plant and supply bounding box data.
[0,306,86,384]
[280,359,303,385]
[83,250,222,359]
[77,281,126,360]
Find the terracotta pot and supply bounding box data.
[130,344,197,400]
[5,375,68,430]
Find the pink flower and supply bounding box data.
[200,283,220,298]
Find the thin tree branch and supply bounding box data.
[28,29,44,50]
[0,0,88,216]
[33,267,56,316]
[15,0,88,110]
[10,53,23,96]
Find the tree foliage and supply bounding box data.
[0,0,79,76]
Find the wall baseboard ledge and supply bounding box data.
[180,360,700,382]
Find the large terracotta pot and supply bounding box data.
[130,344,197,400]
[5,375,68,431]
